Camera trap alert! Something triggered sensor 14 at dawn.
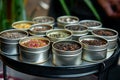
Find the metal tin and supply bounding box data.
[57,16,79,29]
[91,28,118,52]
[19,36,50,64]
[46,29,72,42]
[79,35,108,62]
[0,29,28,55]
[79,20,102,31]
[52,40,82,66]
[29,24,53,36]
[64,24,88,41]
[12,21,34,30]
[32,16,55,26]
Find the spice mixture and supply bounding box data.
[48,32,70,38]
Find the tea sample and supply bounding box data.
[65,25,87,31]
[48,32,70,38]
[80,21,101,27]
[93,30,115,36]
[54,42,81,51]
[0,31,27,39]
[21,38,49,48]
[81,39,107,46]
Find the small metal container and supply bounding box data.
[52,40,82,66]
[57,16,79,29]
[91,28,118,51]
[79,20,102,31]
[19,36,50,64]
[29,24,53,36]
[46,29,72,42]
[12,21,34,30]
[64,24,88,41]
[0,29,28,55]
[32,16,55,26]
[79,35,108,62]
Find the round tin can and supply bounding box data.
[29,23,53,36]
[79,35,108,62]
[79,20,102,31]
[57,16,79,29]
[46,29,72,42]
[0,29,28,55]
[19,36,50,64]
[64,24,88,41]
[32,16,55,26]
[52,40,82,66]
[12,21,34,30]
[91,28,118,51]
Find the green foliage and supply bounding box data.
[0,0,26,31]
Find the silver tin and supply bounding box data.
[57,16,79,29]
[64,24,88,41]
[46,29,72,42]
[0,29,28,55]
[79,35,108,62]
[79,20,102,31]
[29,24,53,36]
[91,28,118,51]
[52,40,82,66]
[12,21,34,30]
[32,16,55,26]
[19,36,50,64]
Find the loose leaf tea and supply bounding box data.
[66,25,87,31]
[80,21,100,27]
[48,32,70,38]
[14,23,31,29]
[34,17,53,23]
[93,30,115,36]
[82,39,107,46]
[60,17,78,23]
[0,31,26,39]
[54,42,81,51]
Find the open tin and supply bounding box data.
[46,29,72,42]
[32,16,55,26]
[79,20,102,31]
[12,21,34,30]
[64,24,88,41]
[29,24,53,36]
[91,28,118,52]
[0,29,28,55]
[57,16,79,29]
[79,35,108,62]
[52,40,82,66]
[19,36,50,64]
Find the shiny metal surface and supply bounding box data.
[57,16,79,29]
[46,29,72,42]
[79,35,108,62]
[64,24,88,41]
[0,29,28,55]
[29,24,53,36]
[52,40,82,66]
[32,16,55,26]
[79,20,102,31]
[19,36,50,64]
[91,28,118,51]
